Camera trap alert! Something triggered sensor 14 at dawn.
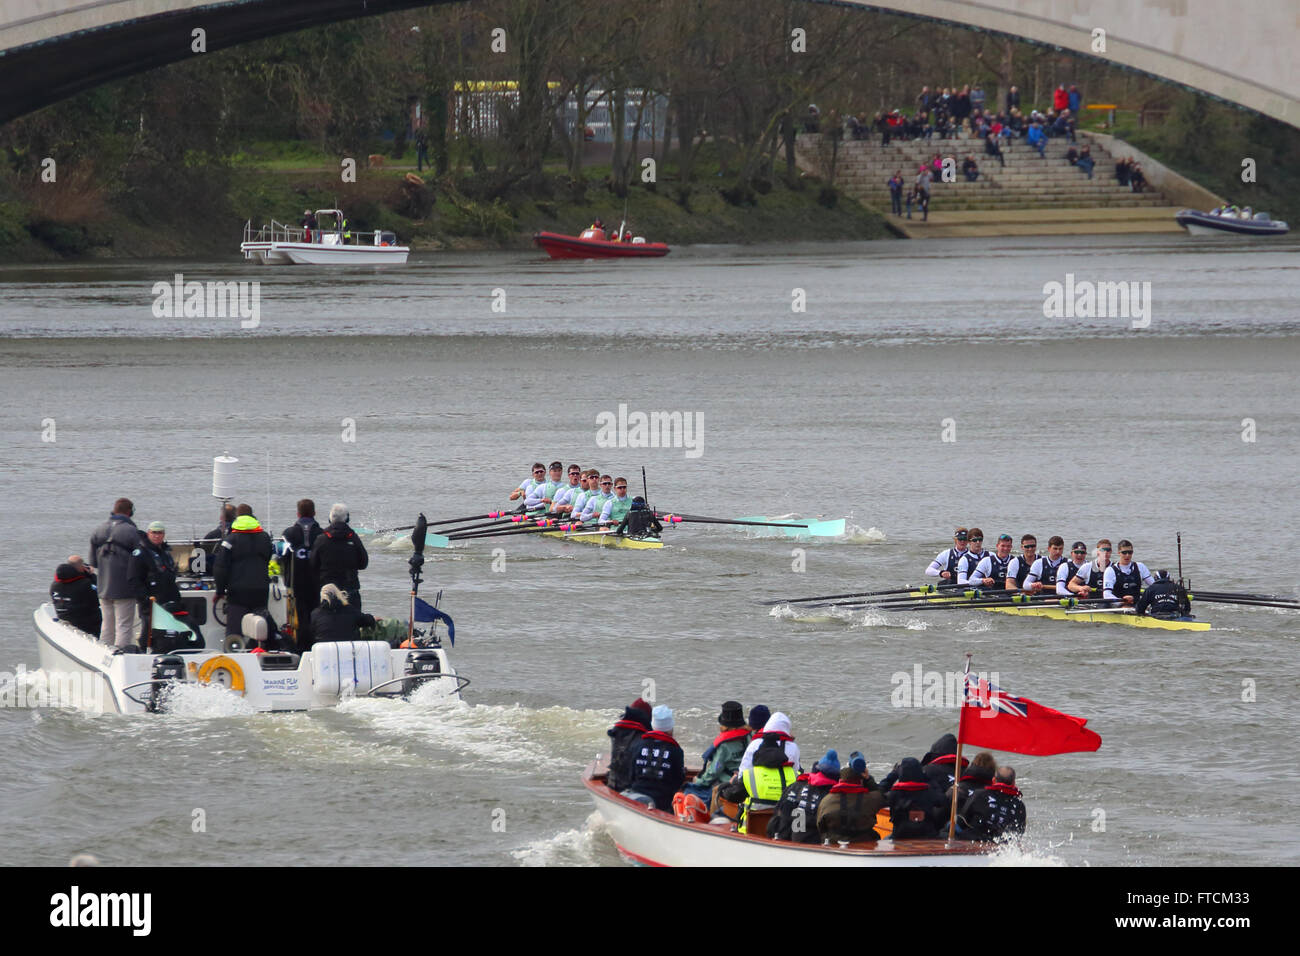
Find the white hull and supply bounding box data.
[241,241,409,265]
[33,603,460,715]
[585,765,994,867]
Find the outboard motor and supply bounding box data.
[149,655,186,713]
[402,650,441,695]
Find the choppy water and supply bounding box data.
[2,234,1297,866]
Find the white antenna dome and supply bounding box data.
[212,455,239,500]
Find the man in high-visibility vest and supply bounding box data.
[739,725,800,833]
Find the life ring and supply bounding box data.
[197,656,246,695]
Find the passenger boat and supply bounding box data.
[533,226,669,259]
[241,209,409,264]
[584,762,995,867]
[904,591,1208,631]
[1174,208,1289,237]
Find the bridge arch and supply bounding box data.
[1,0,1296,128]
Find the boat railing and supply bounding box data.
[242,219,398,246]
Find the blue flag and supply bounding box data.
[413,597,455,647]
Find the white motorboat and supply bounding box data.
[1174,208,1289,236]
[34,600,462,715]
[584,762,996,867]
[241,209,410,264]
[32,455,462,714]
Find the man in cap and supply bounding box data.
[955,529,987,585]
[816,753,884,844]
[622,705,685,811]
[679,700,750,804]
[131,520,195,648]
[925,528,969,580]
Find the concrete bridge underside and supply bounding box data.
[0,0,1296,128]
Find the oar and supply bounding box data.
[447,521,562,542]
[357,507,527,536]
[439,513,542,536]
[1184,595,1300,612]
[660,513,820,530]
[1188,590,1298,604]
[761,582,962,606]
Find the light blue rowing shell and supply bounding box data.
[738,516,845,537]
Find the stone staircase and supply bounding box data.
[798,131,1182,237]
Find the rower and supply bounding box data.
[955,528,987,585]
[1067,539,1112,599]
[1135,569,1191,619]
[551,464,584,516]
[524,460,565,512]
[569,469,599,519]
[1022,536,1065,594]
[1103,539,1155,606]
[616,496,662,538]
[598,477,633,527]
[1056,541,1090,597]
[575,474,615,523]
[924,527,969,581]
[1004,534,1038,592]
[509,462,546,502]
[969,533,1013,591]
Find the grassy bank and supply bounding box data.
[0,142,893,261]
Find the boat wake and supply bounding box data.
[768,604,929,630]
[510,812,608,867]
[843,524,888,543]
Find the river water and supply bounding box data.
[2,234,1297,866]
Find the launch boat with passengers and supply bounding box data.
[241,209,409,265]
[32,459,462,715]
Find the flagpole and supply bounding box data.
[948,652,971,842]
[148,597,155,652]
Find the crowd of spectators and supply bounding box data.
[818,81,1152,215]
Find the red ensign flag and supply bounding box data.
[959,671,1102,756]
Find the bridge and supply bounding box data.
[1,0,1296,128]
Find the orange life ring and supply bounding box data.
[196,656,246,695]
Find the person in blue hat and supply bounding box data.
[770,749,842,842]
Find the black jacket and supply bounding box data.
[214,522,274,596]
[1136,579,1191,618]
[607,707,651,792]
[886,758,947,838]
[626,730,685,810]
[310,521,368,593]
[50,565,101,635]
[309,597,376,643]
[130,539,181,605]
[958,783,1026,840]
[769,771,838,843]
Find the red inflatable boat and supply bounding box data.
[534,227,670,259]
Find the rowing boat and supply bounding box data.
[904,591,1209,631]
[539,528,663,550]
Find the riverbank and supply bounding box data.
[0,145,894,262]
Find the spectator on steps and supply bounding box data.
[1027,122,1047,158]
[888,171,904,215]
[1130,161,1147,193]
[1006,85,1021,112]
[1053,85,1069,112]
[1116,156,1131,186]
[1076,145,1095,179]
[1068,84,1082,114]
[962,156,980,182]
[984,134,1005,168]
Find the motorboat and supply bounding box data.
[241,209,410,264]
[1174,208,1289,236]
[534,225,669,259]
[32,457,462,714]
[584,761,996,866]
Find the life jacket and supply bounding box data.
[771,772,836,843]
[1086,562,1107,590]
[979,553,1010,589]
[1034,556,1062,586]
[1013,554,1034,587]
[887,781,940,838]
[630,730,680,787]
[944,547,967,577]
[960,550,986,578]
[821,781,880,843]
[1111,562,1143,599]
[1060,559,1085,588]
